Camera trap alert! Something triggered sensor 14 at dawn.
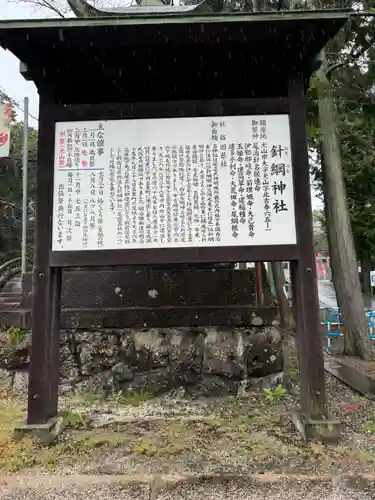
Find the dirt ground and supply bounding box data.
[1,341,375,498]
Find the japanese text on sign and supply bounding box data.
[52,115,296,251]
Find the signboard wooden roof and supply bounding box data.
[0,10,349,103]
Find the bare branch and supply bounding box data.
[41,0,66,17]
[0,198,17,210]
[9,0,69,17]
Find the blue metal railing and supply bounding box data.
[320,306,375,354]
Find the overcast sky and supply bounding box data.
[0,0,322,209]
[0,0,44,126]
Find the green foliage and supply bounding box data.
[2,326,26,346]
[59,410,86,429]
[263,384,287,404]
[0,122,37,264]
[313,210,328,252]
[116,389,153,406]
[363,422,375,434]
[308,15,375,265]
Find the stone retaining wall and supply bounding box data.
[0,326,283,396]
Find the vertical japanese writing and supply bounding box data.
[57,183,64,246]
[172,145,179,244]
[137,147,145,244]
[66,129,73,168]
[158,147,166,244]
[229,143,238,239]
[58,131,66,168]
[206,144,214,243]
[178,146,186,243]
[97,171,104,248]
[252,120,261,194]
[96,123,104,156]
[131,147,138,244]
[74,171,81,232]
[245,142,255,237]
[109,148,115,213]
[271,144,289,215]
[144,146,152,244]
[199,144,207,243]
[89,172,96,237]
[116,148,123,245]
[219,120,226,141]
[66,172,73,243]
[74,128,81,169]
[151,146,159,243]
[89,129,96,168]
[123,148,130,245]
[82,199,89,248]
[54,114,294,252]
[185,145,193,243]
[212,143,221,242]
[192,144,200,241]
[236,143,246,225]
[220,142,228,169]
[81,128,89,169]
[260,119,271,231]
[165,146,172,244]
[211,120,218,141]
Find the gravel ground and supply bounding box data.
[1,476,375,500]
[2,339,375,498]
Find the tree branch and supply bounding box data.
[42,0,66,17]
[326,41,371,79]
[0,198,17,210]
[10,0,67,18]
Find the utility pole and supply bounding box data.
[21,97,29,274]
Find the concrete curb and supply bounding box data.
[1,472,375,492]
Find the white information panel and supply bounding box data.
[52,115,296,251]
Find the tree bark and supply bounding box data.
[271,261,295,330]
[317,50,374,360]
[261,262,273,305]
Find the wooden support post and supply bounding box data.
[288,77,329,424]
[27,94,62,425]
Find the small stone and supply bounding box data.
[186,375,238,398]
[125,368,171,395]
[111,362,134,391]
[12,371,29,393]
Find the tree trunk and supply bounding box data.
[317,50,374,360]
[271,261,295,330]
[255,262,264,305]
[261,262,273,305]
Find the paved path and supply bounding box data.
[318,280,338,310]
[317,280,375,310]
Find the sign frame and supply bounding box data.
[30,82,322,426]
[47,98,301,268]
